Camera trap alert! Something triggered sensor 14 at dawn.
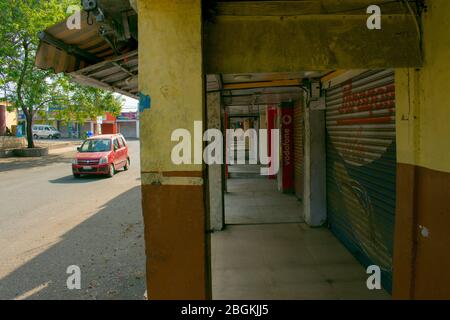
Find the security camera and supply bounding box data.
[82,0,98,12]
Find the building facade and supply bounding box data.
[34,0,450,300]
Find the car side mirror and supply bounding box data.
[77,147,81,152]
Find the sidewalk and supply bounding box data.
[212,177,391,300]
[0,144,77,173]
[35,139,82,151]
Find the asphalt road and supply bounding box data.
[0,140,146,300]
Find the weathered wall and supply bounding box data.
[205,1,422,73]
[393,0,450,299]
[0,136,26,149]
[137,0,210,300]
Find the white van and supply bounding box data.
[32,125,61,139]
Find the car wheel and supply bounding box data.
[124,158,130,171]
[73,173,81,179]
[108,164,115,178]
[48,135,53,139]
[33,134,39,139]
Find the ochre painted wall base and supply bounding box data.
[141,183,210,300]
[394,163,450,300]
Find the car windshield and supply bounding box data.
[79,139,111,153]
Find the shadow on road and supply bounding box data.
[49,171,127,184]
[0,186,146,300]
[49,175,110,184]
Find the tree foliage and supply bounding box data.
[0,0,123,147]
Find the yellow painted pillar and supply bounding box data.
[393,0,450,300]
[137,0,210,300]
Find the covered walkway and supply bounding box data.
[212,178,390,300]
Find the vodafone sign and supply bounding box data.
[280,105,294,193]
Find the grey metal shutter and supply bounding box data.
[118,122,137,138]
[325,69,396,292]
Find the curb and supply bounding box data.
[37,141,81,151]
[13,147,49,157]
[0,149,14,158]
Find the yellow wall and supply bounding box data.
[393,0,450,299]
[6,110,17,128]
[137,0,209,300]
[205,4,422,74]
[138,0,204,173]
[396,0,450,173]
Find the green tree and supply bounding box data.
[46,75,123,127]
[0,0,123,148]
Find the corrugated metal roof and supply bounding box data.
[71,50,138,98]
[35,9,138,98]
[36,11,112,73]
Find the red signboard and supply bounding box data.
[118,112,138,120]
[280,104,294,192]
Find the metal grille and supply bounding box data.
[78,159,100,166]
[325,69,396,292]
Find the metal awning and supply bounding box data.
[35,3,138,98]
[70,50,138,98]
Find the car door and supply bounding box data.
[116,137,127,166]
[37,126,44,138]
[120,137,128,162]
[113,138,122,167]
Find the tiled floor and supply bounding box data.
[225,178,303,225]
[228,164,261,178]
[212,177,391,300]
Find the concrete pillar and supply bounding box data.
[260,108,267,130]
[303,105,327,226]
[393,1,450,299]
[136,120,140,139]
[267,106,277,179]
[207,92,224,232]
[137,0,210,300]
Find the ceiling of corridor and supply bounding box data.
[207,71,331,109]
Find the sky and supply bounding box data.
[117,94,138,112]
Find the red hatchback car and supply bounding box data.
[72,134,130,178]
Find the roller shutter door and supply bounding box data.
[294,99,303,199]
[118,122,137,138]
[325,69,396,292]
